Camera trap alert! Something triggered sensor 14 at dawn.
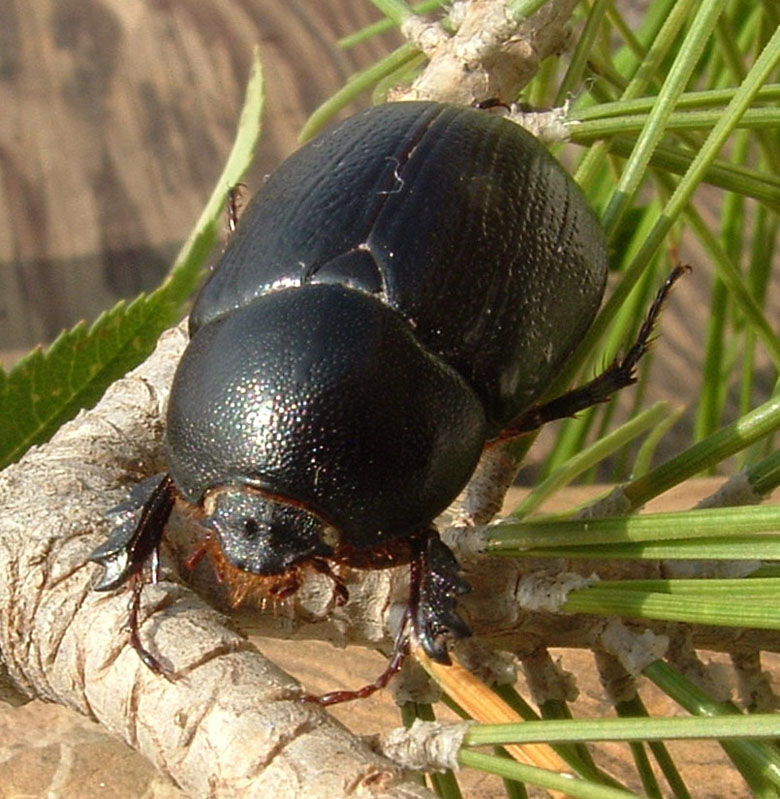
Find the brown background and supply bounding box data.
[0,1,777,797]
[0,0,397,357]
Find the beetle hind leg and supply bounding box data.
[501,264,688,437]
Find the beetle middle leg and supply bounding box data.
[500,265,688,437]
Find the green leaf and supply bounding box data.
[458,750,643,799]
[490,504,780,551]
[563,580,780,629]
[465,714,780,746]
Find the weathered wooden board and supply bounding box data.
[0,0,396,350]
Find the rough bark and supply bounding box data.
[393,0,580,105]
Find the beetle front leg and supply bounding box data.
[90,474,178,675]
[90,473,177,590]
[301,530,470,705]
[127,572,174,678]
[302,608,411,706]
[408,528,472,664]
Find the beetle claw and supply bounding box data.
[90,528,136,591]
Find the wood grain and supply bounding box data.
[0,0,396,350]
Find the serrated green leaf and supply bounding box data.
[0,50,265,470]
[0,292,173,467]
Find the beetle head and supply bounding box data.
[203,486,338,574]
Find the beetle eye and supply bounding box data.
[242,517,260,540]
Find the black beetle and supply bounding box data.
[91,101,680,703]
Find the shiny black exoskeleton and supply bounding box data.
[91,102,678,701]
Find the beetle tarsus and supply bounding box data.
[127,575,175,680]
[502,265,688,436]
[301,609,410,706]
